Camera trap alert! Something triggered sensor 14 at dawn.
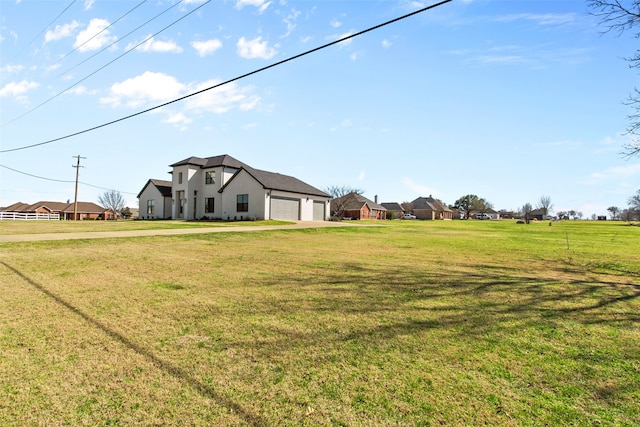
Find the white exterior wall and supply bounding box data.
[139,185,169,219]
[269,190,329,221]
[172,165,198,219]
[219,171,267,220]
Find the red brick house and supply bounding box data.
[330,192,387,220]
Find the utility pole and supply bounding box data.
[72,155,86,220]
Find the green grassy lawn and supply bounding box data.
[1,220,638,426]
[0,219,291,235]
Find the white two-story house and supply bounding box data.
[140,154,330,221]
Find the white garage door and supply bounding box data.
[271,197,300,220]
[313,201,325,221]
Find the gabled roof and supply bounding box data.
[220,167,330,198]
[411,196,452,212]
[61,202,108,213]
[170,154,247,169]
[381,202,404,211]
[2,201,108,214]
[137,179,172,199]
[26,201,69,212]
[332,192,386,211]
[0,202,31,211]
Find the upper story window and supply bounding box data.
[237,194,248,212]
[178,172,183,184]
[205,171,215,185]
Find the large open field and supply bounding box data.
[1,219,638,426]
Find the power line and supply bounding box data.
[52,0,149,68]
[56,0,182,79]
[4,0,204,127]
[0,163,138,195]
[1,0,452,154]
[28,0,78,45]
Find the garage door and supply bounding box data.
[313,201,325,221]
[271,197,299,220]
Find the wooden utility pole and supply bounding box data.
[72,155,85,220]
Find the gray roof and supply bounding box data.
[137,179,173,199]
[170,154,247,169]
[411,196,452,212]
[221,167,330,198]
[332,192,387,211]
[381,202,404,211]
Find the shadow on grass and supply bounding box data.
[0,260,266,427]
[238,260,640,347]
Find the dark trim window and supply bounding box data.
[237,194,248,212]
[205,197,214,213]
[205,171,215,185]
[178,172,183,184]
[146,199,155,215]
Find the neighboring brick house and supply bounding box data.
[331,192,387,220]
[1,201,110,220]
[381,202,404,219]
[410,196,453,220]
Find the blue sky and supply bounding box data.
[1,0,639,217]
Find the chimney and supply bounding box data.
[375,195,378,204]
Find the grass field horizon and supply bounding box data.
[1,219,638,426]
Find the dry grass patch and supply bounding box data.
[1,220,638,426]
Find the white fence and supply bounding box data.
[0,212,60,221]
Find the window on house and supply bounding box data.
[205,171,215,185]
[146,199,155,215]
[178,172,183,184]
[177,191,185,214]
[237,194,248,212]
[205,198,214,213]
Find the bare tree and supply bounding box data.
[473,197,493,217]
[589,0,640,157]
[607,205,620,220]
[98,190,126,220]
[521,202,533,224]
[537,195,553,219]
[324,185,364,218]
[629,189,640,220]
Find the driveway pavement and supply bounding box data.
[0,221,360,243]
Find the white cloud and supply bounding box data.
[100,71,186,108]
[0,80,39,98]
[237,36,277,59]
[349,51,363,61]
[382,39,392,48]
[74,19,117,52]
[589,163,640,181]
[495,13,576,26]
[191,39,223,57]
[330,18,342,28]
[236,0,271,13]
[402,177,439,197]
[100,72,260,125]
[0,64,24,74]
[281,9,301,38]
[358,171,366,181]
[128,36,183,53]
[334,31,355,47]
[45,21,80,43]
[185,79,259,114]
[83,0,95,10]
[164,112,192,129]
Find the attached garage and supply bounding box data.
[313,201,325,221]
[271,196,300,220]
